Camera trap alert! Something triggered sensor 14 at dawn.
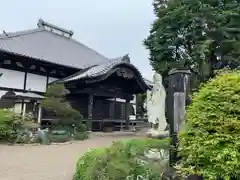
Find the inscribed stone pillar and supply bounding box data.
[168,68,191,166]
[168,69,191,133]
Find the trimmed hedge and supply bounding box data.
[75,138,169,180]
[73,132,89,140]
[48,131,71,143]
[178,70,240,179]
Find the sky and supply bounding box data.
[0,0,155,80]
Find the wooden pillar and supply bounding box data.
[22,102,26,118]
[46,73,49,90]
[21,64,28,116]
[37,105,42,130]
[87,94,94,131]
[125,98,130,130]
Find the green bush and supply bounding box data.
[73,132,89,140]
[75,148,106,180]
[0,109,24,142]
[48,131,71,143]
[178,70,240,179]
[75,123,87,132]
[15,132,31,144]
[75,138,169,180]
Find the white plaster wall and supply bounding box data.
[26,73,47,92]
[14,103,22,114]
[0,68,25,89]
[48,77,58,83]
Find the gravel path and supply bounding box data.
[0,136,136,180]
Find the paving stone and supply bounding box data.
[0,136,136,180]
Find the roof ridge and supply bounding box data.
[0,24,118,69]
[0,26,111,63]
[0,27,45,39]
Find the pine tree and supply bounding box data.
[41,84,81,126]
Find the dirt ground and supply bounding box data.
[0,135,138,180]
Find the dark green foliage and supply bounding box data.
[41,84,81,125]
[73,132,89,141]
[144,0,240,86]
[75,123,87,133]
[178,70,240,179]
[74,138,169,180]
[48,130,71,143]
[73,123,89,140]
[0,109,24,142]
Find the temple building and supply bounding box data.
[0,19,151,131]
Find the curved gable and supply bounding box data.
[56,57,151,92]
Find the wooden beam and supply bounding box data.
[23,71,27,91]
[46,72,49,90]
[87,93,94,131]
[125,98,131,130]
[73,88,129,99]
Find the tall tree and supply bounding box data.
[144,0,240,86]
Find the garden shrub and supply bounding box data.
[75,123,87,132]
[75,148,106,180]
[0,109,24,142]
[73,132,89,140]
[48,130,71,143]
[15,132,31,144]
[75,138,169,180]
[178,70,240,179]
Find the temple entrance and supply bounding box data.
[66,94,135,132]
[46,58,151,132]
[90,96,135,132]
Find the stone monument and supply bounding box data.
[146,72,168,138]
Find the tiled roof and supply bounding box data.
[55,55,151,90]
[56,54,140,83]
[0,25,109,69]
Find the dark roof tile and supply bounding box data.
[0,27,109,68]
[56,55,151,91]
